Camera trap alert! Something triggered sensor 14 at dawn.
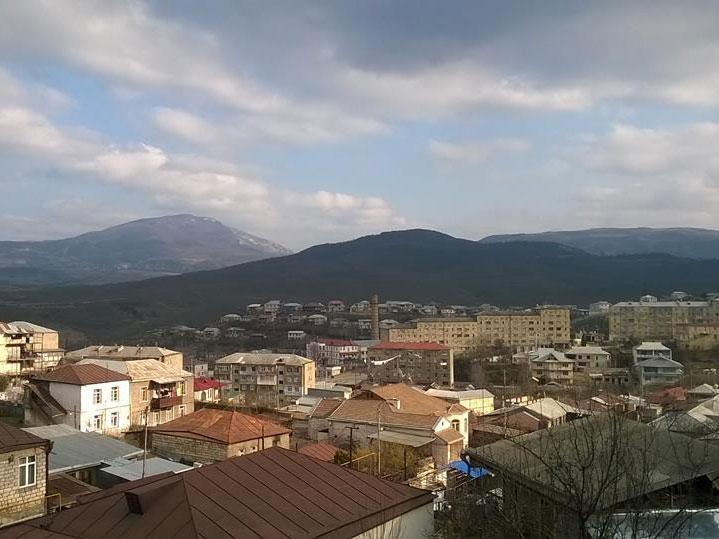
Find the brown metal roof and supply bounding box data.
[0,422,50,453]
[297,442,339,462]
[149,408,290,445]
[434,427,465,444]
[34,364,130,385]
[310,398,344,418]
[1,447,434,539]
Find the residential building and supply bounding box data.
[287,330,306,340]
[0,424,52,526]
[193,377,223,403]
[385,307,571,354]
[184,361,208,378]
[465,415,719,538]
[76,358,194,427]
[609,296,719,342]
[306,314,328,325]
[425,388,495,415]
[367,342,454,386]
[589,301,611,315]
[479,397,581,432]
[327,299,346,312]
[350,300,371,313]
[306,339,360,367]
[150,408,291,463]
[564,346,611,372]
[0,321,63,375]
[327,383,470,468]
[215,352,315,408]
[633,341,672,363]
[675,322,719,351]
[219,313,242,324]
[4,446,434,539]
[529,349,575,385]
[66,345,184,371]
[26,364,132,434]
[201,327,221,340]
[635,356,684,387]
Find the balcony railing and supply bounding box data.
[150,395,183,410]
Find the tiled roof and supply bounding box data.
[2,447,434,539]
[297,442,339,462]
[370,341,450,351]
[193,377,224,391]
[0,422,50,453]
[435,428,465,444]
[34,364,130,385]
[149,408,290,445]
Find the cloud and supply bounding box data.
[429,138,529,165]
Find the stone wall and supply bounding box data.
[0,447,47,526]
[151,432,290,463]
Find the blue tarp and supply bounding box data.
[448,459,489,478]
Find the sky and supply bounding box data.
[0,1,717,250]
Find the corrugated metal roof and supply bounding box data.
[4,446,434,538]
[77,358,192,381]
[297,442,339,462]
[22,425,142,473]
[98,457,190,481]
[217,352,313,366]
[368,429,435,447]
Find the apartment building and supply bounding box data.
[26,364,131,434]
[77,358,194,427]
[305,339,360,367]
[215,353,315,409]
[66,345,184,371]
[564,346,611,373]
[0,321,63,375]
[530,349,575,385]
[368,342,454,386]
[385,307,571,354]
[609,296,719,342]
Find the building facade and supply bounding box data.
[215,353,315,409]
[609,297,719,342]
[368,342,454,386]
[66,345,184,371]
[0,321,63,375]
[386,307,571,354]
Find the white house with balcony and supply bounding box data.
[27,363,131,434]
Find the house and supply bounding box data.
[327,300,346,313]
[3,446,434,539]
[303,302,327,314]
[26,364,132,434]
[306,398,345,441]
[184,361,209,377]
[149,408,291,464]
[193,377,223,403]
[327,383,470,468]
[632,341,672,363]
[368,341,454,386]
[464,415,719,538]
[687,383,719,400]
[66,345,184,371]
[306,339,360,367]
[263,300,281,314]
[219,314,242,324]
[478,397,582,432]
[425,387,494,415]
[0,423,52,526]
[635,356,684,386]
[76,358,194,427]
[589,301,611,315]
[215,352,315,409]
[306,314,328,326]
[0,321,64,375]
[529,349,575,385]
[564,346,611,372]
[651,395,719,437]
[202,327,221,340]
[224,327,245,339]
[287,330,306,341]
[246,303,262,314]
[350,300,371,313]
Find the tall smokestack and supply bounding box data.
[371,293,380,340]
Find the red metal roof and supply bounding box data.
[3,446,434,538]
[370,341,450,351]
[149,408,290,445]
[33,364,130,385]
[193,377,224,391]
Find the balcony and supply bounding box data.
[150,395,183,410]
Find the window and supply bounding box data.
[141,387,148,401]
[18,456,36,488]
[177,381,185,396]
[153,412,160,425]
[179,405,186,417]
[110,411,119,428]
[93,388,102,404]
[93,414,102,430]
[451,419,460,432]
[110,386,119,402]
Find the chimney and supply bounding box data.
[371,294,380,340]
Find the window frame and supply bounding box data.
[92,388,102,404]
[18,455,37,488]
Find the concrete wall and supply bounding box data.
[48,381,131,434]
[0,446,47,526]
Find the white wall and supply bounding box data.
[49,380,131,434]
[353,503,434,539]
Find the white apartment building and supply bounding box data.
[29,364,131,434]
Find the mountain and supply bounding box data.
[479,227,719,259]
[2,229,719,341]
[0,214,291,287]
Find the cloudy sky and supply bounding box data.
[0,1,717,249]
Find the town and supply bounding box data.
[1,290,719,537]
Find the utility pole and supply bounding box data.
[377,408,382,477]
[345,425,359,470]
[142,405,149,478]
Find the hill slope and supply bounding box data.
[480,227,719,259]
[1,229,719,341]
[0,214,291,287]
